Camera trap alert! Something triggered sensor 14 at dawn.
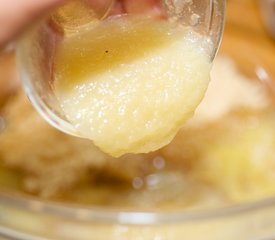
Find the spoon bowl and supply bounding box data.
[17,0,225,138]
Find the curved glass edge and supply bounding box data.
[1,190,275,225]
[0,227,42,240]
[16,40,82,138]
[208,0,225,61]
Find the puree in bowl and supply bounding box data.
[1,55,275,210]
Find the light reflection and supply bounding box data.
[132,177,144,190]
[146,174,160,188]
[256,66,275,98]
[256,66,269,83]
[153,156,166,170]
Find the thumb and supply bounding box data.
[0,0,66,48]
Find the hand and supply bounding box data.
[111,0,163,17]
[0,0,65,48]
[0,0,163,49]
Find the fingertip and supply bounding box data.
[0,0,66,48]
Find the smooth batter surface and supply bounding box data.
[54,16,211,157]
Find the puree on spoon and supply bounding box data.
[54,16,212,157]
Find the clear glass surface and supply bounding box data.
[16,0,225,138]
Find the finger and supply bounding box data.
[108,0,125,16]
[123,0,164,17]
[85,0,114,18]
[0,0,66,48]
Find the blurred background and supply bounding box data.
[0,0,275,240]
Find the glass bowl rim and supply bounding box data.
[1,190,275,225]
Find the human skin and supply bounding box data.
[0,0,67,48]
[0,0,161,48]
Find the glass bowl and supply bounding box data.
[1,0,275,240]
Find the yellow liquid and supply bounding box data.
[54,16,212,157]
